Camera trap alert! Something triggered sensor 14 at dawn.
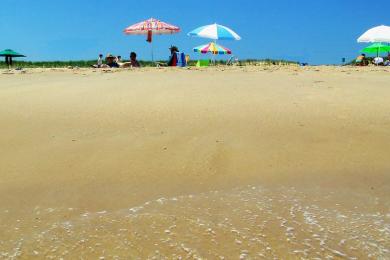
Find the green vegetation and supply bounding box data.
[0,60,97,69]
[0,59,298,69]
[236,59,299,66]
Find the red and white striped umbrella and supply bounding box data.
[124,18,180,61]
[124,18,180,36]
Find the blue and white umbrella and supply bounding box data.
[188,23,241,40]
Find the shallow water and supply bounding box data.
[1,186,389,259]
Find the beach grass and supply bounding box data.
[0,59,298,69]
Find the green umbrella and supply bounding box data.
[0,49,26,57]
[0,49,26,68]
[361,43,390,56]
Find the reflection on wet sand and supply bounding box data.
[1,185,389,259]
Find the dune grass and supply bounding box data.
[0,59,298,69]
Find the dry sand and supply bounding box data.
[0,66,389,258]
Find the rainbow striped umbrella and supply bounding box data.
[193,42,232,55]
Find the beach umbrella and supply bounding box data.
[193,42,232,65]
[194,42,232,54]
[361,43,390,56]
[0,49,26,68]
[124,18,180,61]
[188,23,241,40]
[357,25,390,43]
[0,49,25,57]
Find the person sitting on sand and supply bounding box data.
[373,56,384,66]
[104,54,119,68]
[120,52,140,68]
[385,54,390,66]
[129,52,140,67]
[116,55,122,64]
[92,54,104,68]
[98,54,103,67]
[116,55,126,67]
[154,46,180,67]
[168,46,179,66]
[355,54,368,66]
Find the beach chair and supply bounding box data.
[196,60,210,67]
[177,52,187,67]
[226,56,239,66]
[156,52,187,67]
[226,56,233,66]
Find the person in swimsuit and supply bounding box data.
[130,52,140,67]
[355,54,368,66]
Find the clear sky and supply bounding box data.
[1,0,389,64]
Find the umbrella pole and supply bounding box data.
[214,40,217,66]
[6,56,10,69]
[211,53,216,66]
[151,41,154,63]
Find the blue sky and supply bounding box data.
[1,0,389,64]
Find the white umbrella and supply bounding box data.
[188,23,241,41]
[188,23,240,65]
[357,25,390,43]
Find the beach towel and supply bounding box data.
[196,60,210,67]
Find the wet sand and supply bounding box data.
[0,66,389,258]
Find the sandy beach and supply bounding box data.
[1,66,389,258]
